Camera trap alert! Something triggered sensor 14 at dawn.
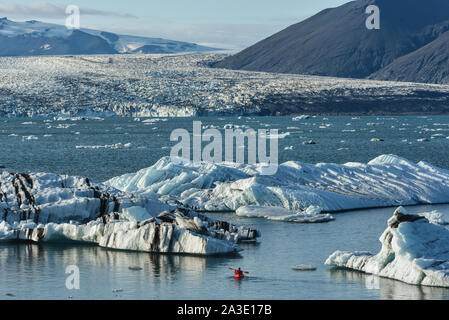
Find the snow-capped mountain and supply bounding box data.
[0,17,217,56]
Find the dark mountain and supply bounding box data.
[370,30,449,83]
[213,0,449,83]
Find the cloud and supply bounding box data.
[0,2,136,19]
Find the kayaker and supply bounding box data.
[234,268,244,279]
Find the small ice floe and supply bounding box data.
[370,138,384,142]
[292,115,310,121]
[8,134,18,137]
[76,143,132,149]
[302,140,316,145]
[284,146,294,151]
[292,265,317,271]
[21,122,35,125]
[128,266,143,271]
[142,118,168,124]
[22,135,38,141]
[261,132,290,139]
[55,124,75,129]
[326,207,449,287]
[342,129,356,133]
[236,206,334,223]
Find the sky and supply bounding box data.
[0,0,349,49]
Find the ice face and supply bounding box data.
[0,171,259,255]
[106,155,449,216]
[326,207,449,287]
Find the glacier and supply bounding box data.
[2,53,449,118]
[326,207,449,287]
[0,171,259,255]
[105,155,449,218]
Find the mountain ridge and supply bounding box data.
[0,17,217,56]
[213,0,449,84]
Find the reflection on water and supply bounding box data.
[0,243,226,300]
[327,269,449,300]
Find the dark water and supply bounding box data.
[1,116,449,181]
[1,116,449,300]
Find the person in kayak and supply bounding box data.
[234,268,244,279]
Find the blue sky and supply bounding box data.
[0,0,349,49]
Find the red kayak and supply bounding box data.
[229,267,248,279]
[234,269,245,279]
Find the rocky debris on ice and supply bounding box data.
[106,155,449,215]
[236,206,334,223]
[0,171,259,255]
[325,207,449,287]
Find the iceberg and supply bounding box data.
[325,207,449,287]
[235,206,334,223]
[106,155,449,216]
[0,171,259,255]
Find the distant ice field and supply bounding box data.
[1,115,449,181]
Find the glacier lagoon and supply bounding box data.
[1,115,449,299]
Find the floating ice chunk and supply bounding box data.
[292,115,310,121]
[236,206,334,223]
[75,143,131,149]
[0,171,259,254]
[326,207,449,287]
[302,140,316,145]
[22,135,38,141]
[106,155,449,215]
[292,265,317,271]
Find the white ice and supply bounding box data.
[106,155,449,217]
[326,207,449,287]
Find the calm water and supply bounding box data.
[1,116,449,300]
